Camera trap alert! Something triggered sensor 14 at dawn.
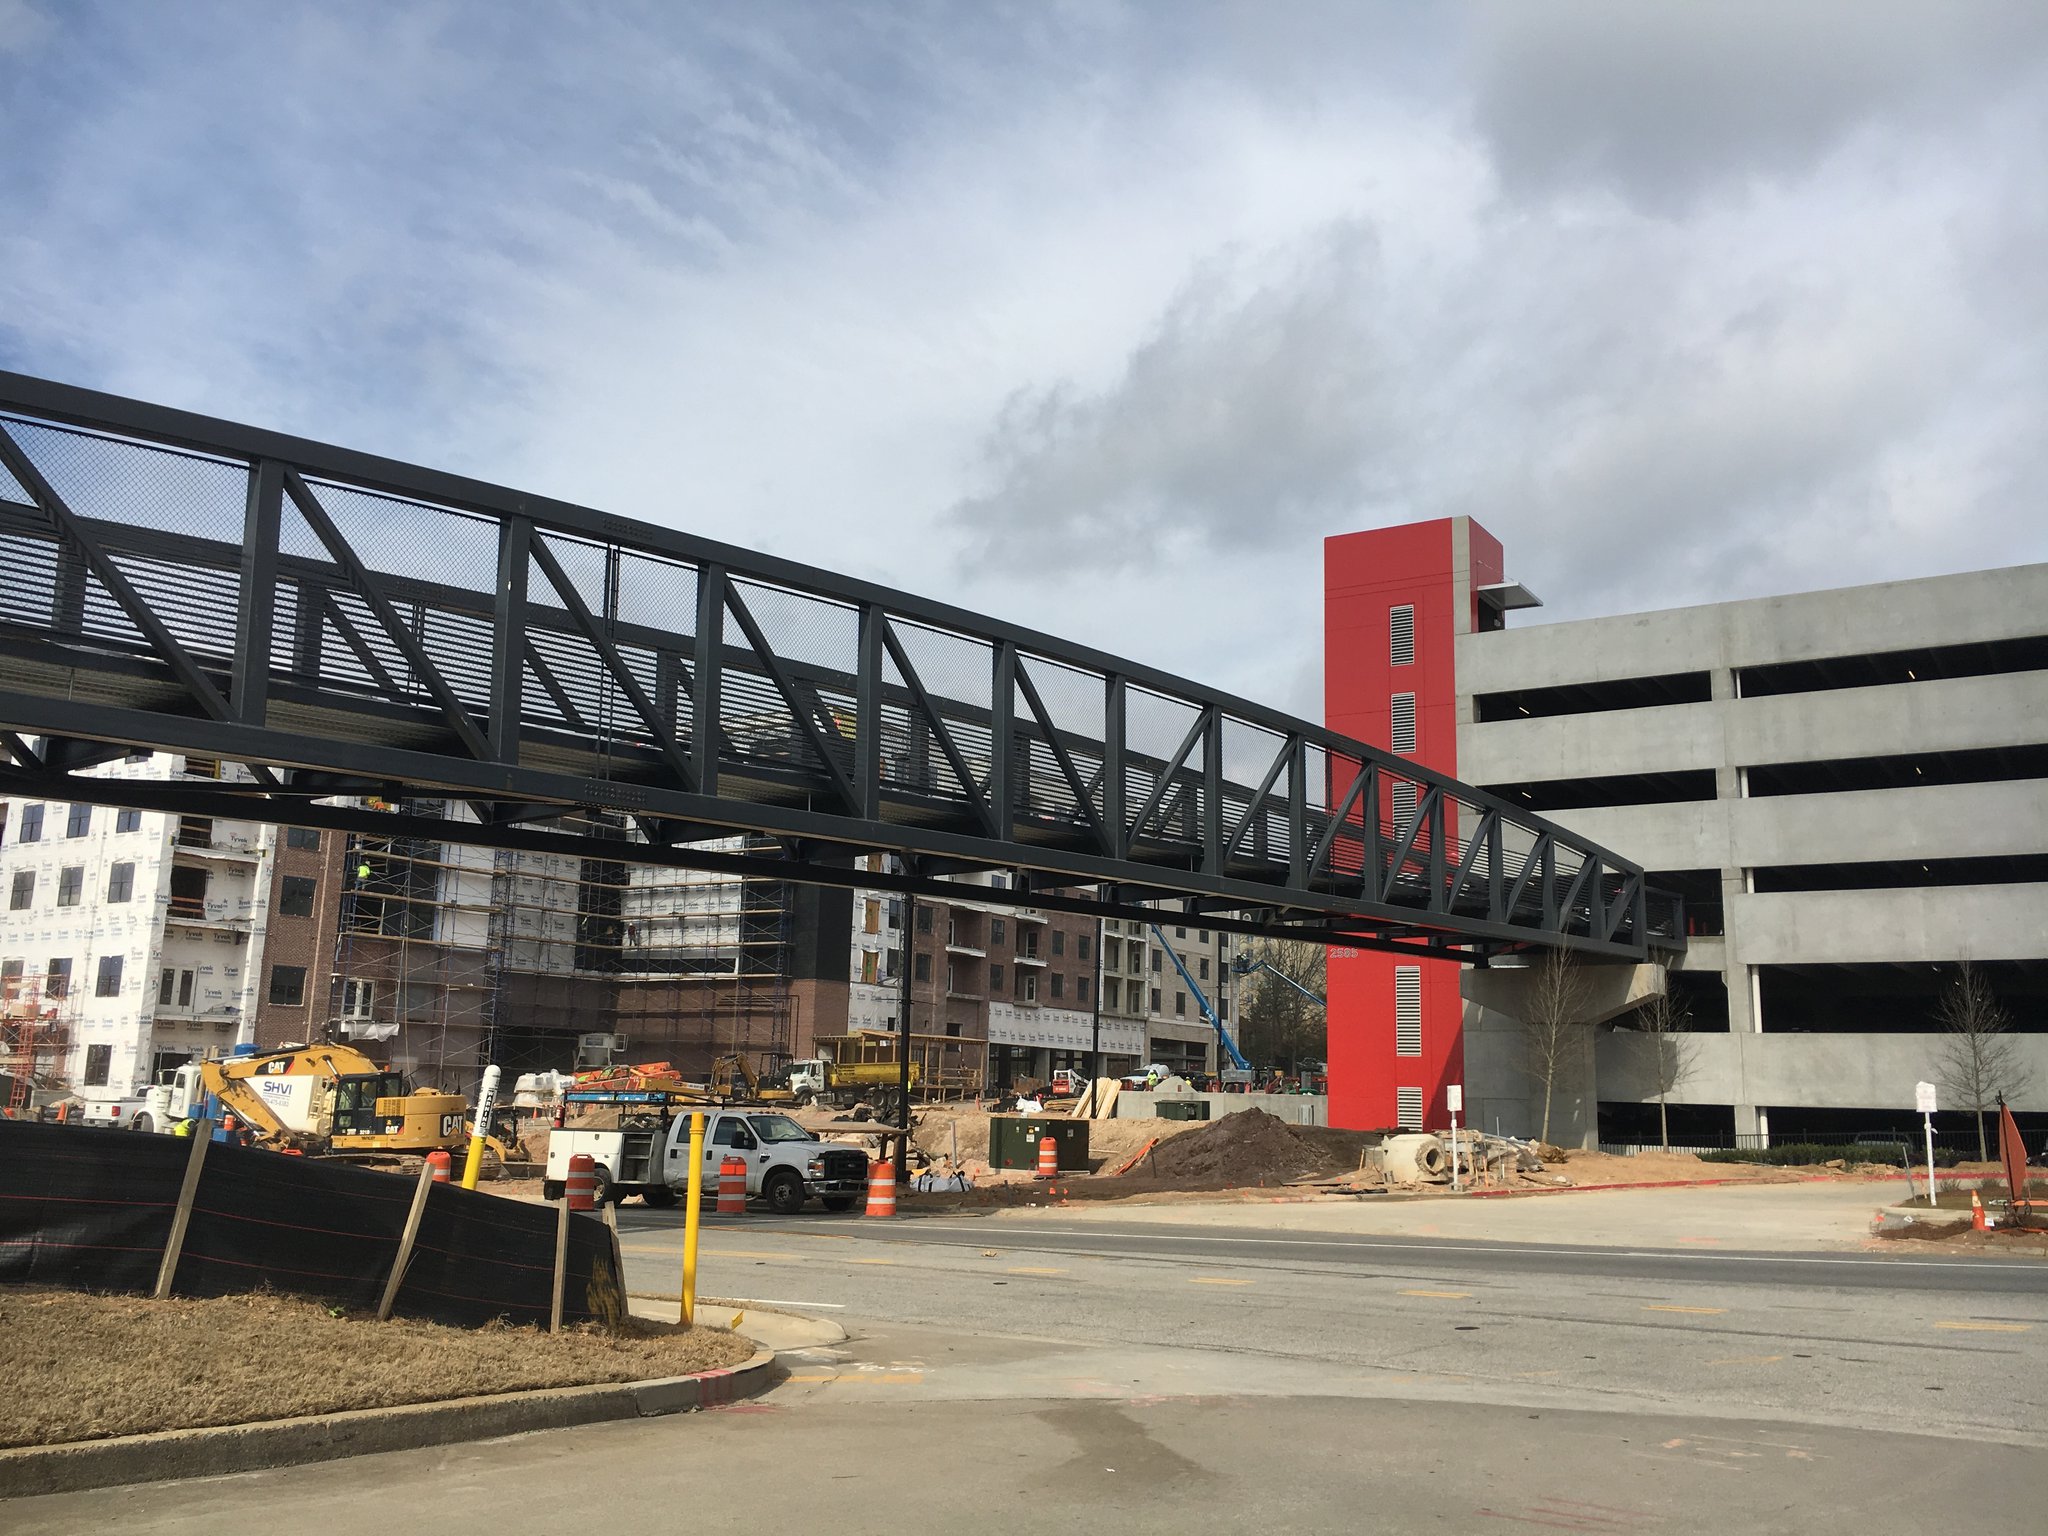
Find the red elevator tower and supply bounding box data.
[1323,517,1506,1131]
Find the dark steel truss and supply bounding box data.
[0,372,1682,963]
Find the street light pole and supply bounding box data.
[897,899,914,1181]
[1089,913,1104,1090]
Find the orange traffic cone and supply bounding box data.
[865,1159,897,1218]
[1971,1190,1989,1231]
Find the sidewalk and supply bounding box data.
[990,1178,1924,1251]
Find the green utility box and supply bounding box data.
[989,1115,1092,1171]
[1153,1099,1211,1123]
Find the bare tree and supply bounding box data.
[1633,986,1699,1151]
[1518,947,1590,1147]
[1234,937,1327,1074]
[1934,959,2033,1162]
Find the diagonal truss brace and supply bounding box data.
[283,469,491,761]
[0,422,234,724]
[526,534,697,790]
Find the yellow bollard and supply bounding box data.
[680,1110,706,1325]
[460,1064,502,1191]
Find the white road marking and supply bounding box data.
[968,1227,2029,1272]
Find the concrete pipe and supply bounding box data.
[1382,1133,1448,1184]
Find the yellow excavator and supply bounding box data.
[142,1044,518,1176]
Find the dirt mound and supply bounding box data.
[1144,1109,1352,1185]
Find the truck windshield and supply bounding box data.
[746,1114,813,1143]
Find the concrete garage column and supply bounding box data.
[1460,962,1665,1148]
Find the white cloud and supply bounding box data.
[2,1,2044,730]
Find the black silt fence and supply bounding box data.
[0,1118,619,1328]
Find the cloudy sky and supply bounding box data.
[3,1,2044,718]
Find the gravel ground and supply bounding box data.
[0,1287,753,1449]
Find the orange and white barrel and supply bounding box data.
[1035,1134,1059,1180]
[565,1152,596,1211]
[717,1154,748,1214]
[865,1159,897,1218]
[427,1150,453,1184]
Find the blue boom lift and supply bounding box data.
[1148,924,1253,1076]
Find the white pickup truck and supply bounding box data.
[544,1099,870,1215]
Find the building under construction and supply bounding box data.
[253,802,851,1094]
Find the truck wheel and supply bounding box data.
[642,1184,679,1208]
[764,1169,805,1216]
[590,1165,614,1207]
[131,1113,154,1134]
[543,1179,564,1201]
[822,1196,855,1213]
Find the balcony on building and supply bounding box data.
[1013,908,1049,924]
[151,1002,241,1035]
[943,913,990,958]
[164,862,252,931]
[173,815,262,861]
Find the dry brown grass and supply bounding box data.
[0,1286,754,1449]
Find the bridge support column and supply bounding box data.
[1459,961,1666,1149]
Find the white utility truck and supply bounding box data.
[543,1089,870,1214]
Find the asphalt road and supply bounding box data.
[9,1202,2045,1534]
[607,1205,2048,1443]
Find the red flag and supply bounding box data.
[1998,1101,2032,1221]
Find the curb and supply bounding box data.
[1466,1169,1995,1199]
[0,1346,776,1500]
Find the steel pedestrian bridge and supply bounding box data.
[0,373,1681,962]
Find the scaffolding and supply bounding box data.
[325,807,798,1092]
[1,976,70,1114]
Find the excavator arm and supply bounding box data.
[196,1060,295,1139]
[201,1044,388,1144]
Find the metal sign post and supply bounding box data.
[1447,1084,1464,1191]
[1914,1081,1938,1206]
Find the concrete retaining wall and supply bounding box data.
[1115,1092,1328,1126]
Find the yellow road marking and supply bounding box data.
[783,1373,839,1383]
[1190,1276,1252,1286]
[847,1257,894,1266]
[1400,1289,1471,1299]
[1707,1355,1783,1366]
[1007,1266,1067,1276]
[1644,1305,1727,1315]
[1935,1320,2031,1332]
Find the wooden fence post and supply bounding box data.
[602,1203,624,1335]
[377,1159,438,1321]
[153,1119,214,1300]
[550,1196,570,1334]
